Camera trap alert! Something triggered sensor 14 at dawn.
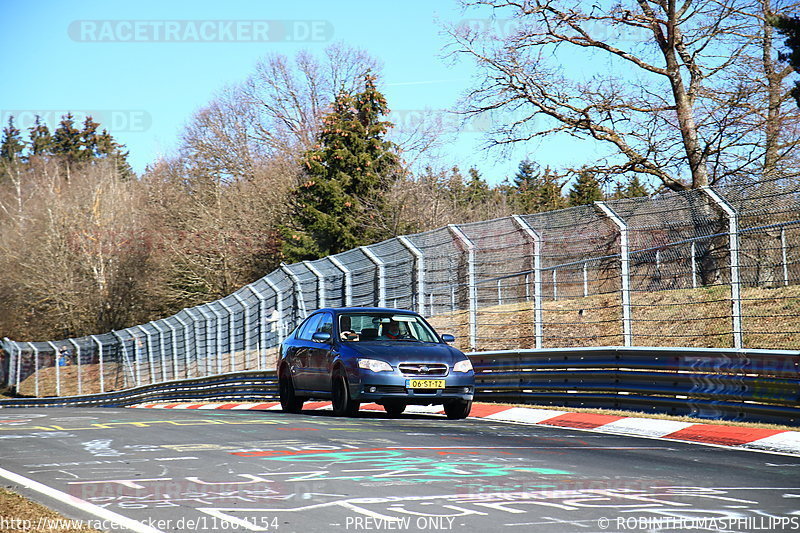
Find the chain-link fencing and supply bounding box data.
[2,178,799,397]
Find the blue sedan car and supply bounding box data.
[277,307,474,418]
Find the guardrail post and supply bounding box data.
[248,286,269,371]
[512,215,543,349]
[136,325,156,384]
[281,263,308,320]
[174,315,191,378]
[46,341,60,396]
[68,339,82,395]
[90,335,104,393]
[595,202,633,347]
[150,322,168,383]
[233,294,251,370]
[398,236,426,315]
[328,257,352,307]
[448,224,478,351]
[360,246,386,308]
[28,342,39,397]
[302,261,326,310]
[702,187,743,349]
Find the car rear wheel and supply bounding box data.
[279,374,304,414]
[383,402,406,417]
[332,371,360,417]
[444,399,472,419]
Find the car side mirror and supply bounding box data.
[312,332,332,343]
[441,334,455,344]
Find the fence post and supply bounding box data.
[136,325,155,384]
[398,236,426,315]
[28,342,38,397]
[207,305,224,375]
[112,331,133,388]
[702,187,743,349]
[196,306,215,375]
[2,338,17,390]
[448,224,478,351]
[595,201,633,347]
[45,341,60,396]
[583,262,589,297]
[327,257,352,307]
[184,309,205,377]
[219,300,236,372]
[691,241,698,288]
[303,261,326,309]
[248,286,269,371]
[90,335,104,393]
[361,246,386,308]
[233,294,251,370]
[281,264,308,320]
[164,321,179,380]
[781,226,789,287]
[512,215,543,349]
[174,315,191,379]
[264,278,285,346]
[68,339,82,395]
[150,321,168,383]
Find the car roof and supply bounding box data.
[313,307,419,315]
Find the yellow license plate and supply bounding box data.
[407,379,445,389]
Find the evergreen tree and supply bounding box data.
[567,168,604,206]
[52,113,83,163]
[464,167,490,206]
[535,167,566,211]
[624,175,649,198]
[29,116,53,156]
[282,73,401,262]
[1,117,24,163]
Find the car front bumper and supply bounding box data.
[351,371,474,405]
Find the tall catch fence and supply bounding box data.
[2,178,799,397]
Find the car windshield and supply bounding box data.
[338,312,439,343]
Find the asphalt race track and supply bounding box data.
[1,408,799,533]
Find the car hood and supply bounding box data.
[345,342,465,363]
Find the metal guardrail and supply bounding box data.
[1,347,797,426]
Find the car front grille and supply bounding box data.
[398,363,448,376]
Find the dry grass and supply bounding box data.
[0,488,101,532]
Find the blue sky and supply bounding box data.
[0,0,592,185]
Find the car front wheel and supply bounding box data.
[383,402,406,417]
[332,371,360,417]
[279,374,304,414]
[444,399,472,419]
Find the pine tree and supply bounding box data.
[536,167,566,211]
[772,14,800,107]
[282,73,401,262]
[567,168,604,206]
[52,113,83,163]
[464,167,490,206]
[624,175,649,198]
[0,117,24,163]
[29,116,53,156]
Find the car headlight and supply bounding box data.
[358,358,393,372]
[452,359,473,373]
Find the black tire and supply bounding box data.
[444,399,472,420]
[279,373,304,414]
[332,371,360,417]
[384,402,406,417]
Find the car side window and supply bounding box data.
[297,314,322,341]
[315,313,333,335]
